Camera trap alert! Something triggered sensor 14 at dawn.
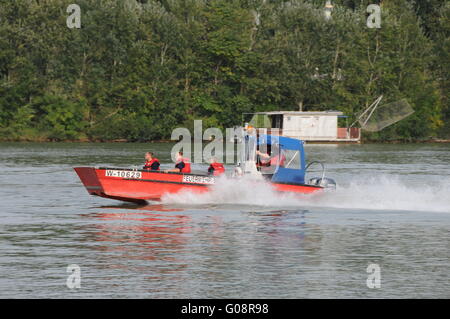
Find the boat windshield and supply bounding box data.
[282,150,301,170]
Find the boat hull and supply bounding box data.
[74,167,322,204]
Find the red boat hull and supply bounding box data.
[74,167,322,204]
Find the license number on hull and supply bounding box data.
[105,170,142,179]
[182,175,215,185]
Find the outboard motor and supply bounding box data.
[305,161,336,190]
[308,177,337,190]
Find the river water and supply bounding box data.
[0,142,449,298]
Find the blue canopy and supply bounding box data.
[258,135,306,184]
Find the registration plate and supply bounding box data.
[182,175,215,185]
[105,170,142,179]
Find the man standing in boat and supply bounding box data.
[165,151,191,173]
[143,152,160,171]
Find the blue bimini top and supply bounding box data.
[258,134,307,184]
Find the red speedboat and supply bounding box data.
[74,130,336,204]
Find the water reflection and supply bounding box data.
[80,204,192,276]
[78,205,321,291]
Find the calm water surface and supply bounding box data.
[0,142,449,298]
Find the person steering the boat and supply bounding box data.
[165,151,191,173]
[256,144,285,174]
[207,157,225,176]
[143,152,160,171]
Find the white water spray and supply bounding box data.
[162,175,450,213]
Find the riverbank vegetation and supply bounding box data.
[0,0,448,142]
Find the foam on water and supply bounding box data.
[161,175,450,213]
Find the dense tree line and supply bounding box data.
[0,0,448,141]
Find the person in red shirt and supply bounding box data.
[208,158,225,176]
[143,152,160,171]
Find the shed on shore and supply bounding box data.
[246,111,360,142]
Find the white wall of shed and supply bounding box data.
[282,115,338,140]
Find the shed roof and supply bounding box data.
[253,111,343,116]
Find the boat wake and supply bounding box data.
[161,175,450,213]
